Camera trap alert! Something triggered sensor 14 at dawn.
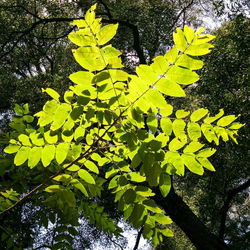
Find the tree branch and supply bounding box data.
[219,179,250,239]
[102,18,146,64]
[133,227,143,250]
[152,186,229,250]
[170,0,194,32]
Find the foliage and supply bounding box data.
[0,4,244,249]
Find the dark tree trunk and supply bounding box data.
[152,187,229,250]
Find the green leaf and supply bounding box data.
[42,88,60,102]
[214,127,229,142]
[56,143,70,164]
[123,189,136,203]
[70,179,88,197]
[136,65,158,84]
[101,46,121,58]
[160,118,172,136]
[193,34,216,44]
[184,25,195,43]
[135,186,155,197]
[28,147,42,168]
[183,141,204,153]
[78,169,96,184]
[14,146,30,166]
[4,144,21,154]
[160,104,173,116]
[42,145,55,167]
[155,78,185,97]
[164,46,178,63]
[173,28,187,51]
[176,54,204,70]
[44,185,62,193]
[201,124,218,145]
[73,46,105,72]
[29,132,45,146]
[151,56,169,75]
[18,134,31,146]
[175,110,190,119]
[14,104,24,116]
[181,154,204,175]
[74,126,85,142]
[190,108,208,122]
[69,71,94,85]
[51,104,71,131]
[161,228,174,237]
[147,115,158,134]
[23,115,34,123]
[53,174,71,182]
[172,119,186,138]
[185,43,214,56]
[84,160,99,174]
[187,122,201,141]
[85,3,96,25]
[204,109,224,124]
[143,199,162,213]
[44,130,58,144]
[127,172,146,183]
[166,66,199,85]
[96,23,118,45]
[228,122,243,130]
[68,32,95,46]
[152,213,172,225]
[169,136,187,151]
[145,89,167,108]
[23,103,29,115]
[197,157,215,171]
[217,115,238,127]
[159,174,171,197]
[196,148,216,157]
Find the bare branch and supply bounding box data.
[219,179,250,239]
[133,227,143,250]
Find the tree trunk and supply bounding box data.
[152,187,229,250]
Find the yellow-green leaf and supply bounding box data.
[173,28,187,51]
[176,54,204,70]
[175,110,190,119]
[42,145,55,167]
[28,147,42,168]
[155,78,185,97]
[42,88,60,102]
[217,115,238,127]
[14,146,30,166]
[56,143,70,164]
[84,160,99,174]
[185,43,214,56]
[166,66,199,85]
[78,169,96,184]
[96,23,118,45]
[152,213,172,224]
[190,108,208,122]
[184,25,195,43]
[182,154,204,175]
[164,46,178,63]
[4,144,21,154]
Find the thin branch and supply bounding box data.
[97,0,112,19]
[133,227,143,250]
[32,245,51,250]
[219,179,250,239]
[102,18,146,64]
[107,235,124,250]
[170,0,194,32]
[0,4,41,19]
